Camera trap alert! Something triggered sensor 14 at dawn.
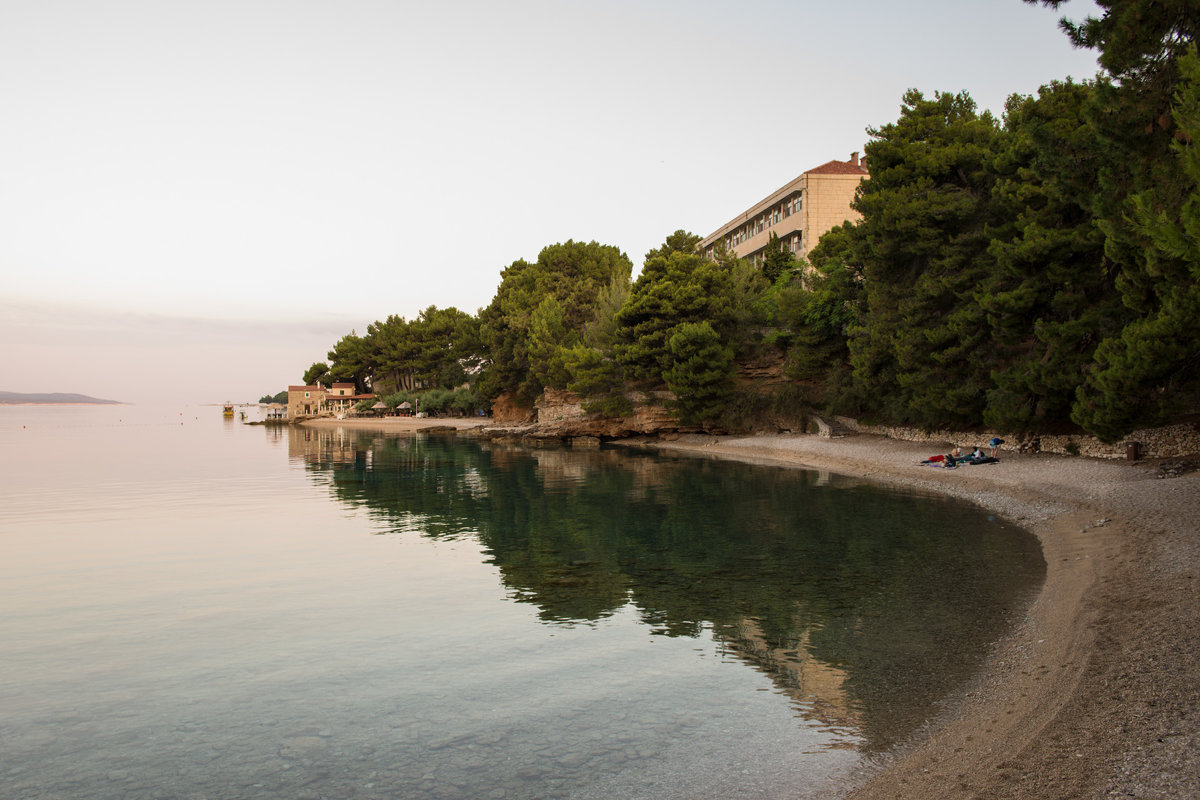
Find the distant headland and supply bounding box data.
[0,391,124,405]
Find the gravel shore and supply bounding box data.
[634,432,1200,800]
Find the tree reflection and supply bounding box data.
[288,426,1044,752]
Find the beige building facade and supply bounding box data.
[698,152,868,268]
[286,383,376,418]
[287,385,326,418]
[323,382,376,415]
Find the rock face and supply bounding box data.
[490,393,537,425]
[535,388,680,438]
[483,389,682,440]
[485,379,1200,457]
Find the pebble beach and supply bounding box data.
[637,432,1200,799]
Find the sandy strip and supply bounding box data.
[298,416,490,431]
[627,433,1200,799]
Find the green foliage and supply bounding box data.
[1030,1,1196,340]
[844,89,1003,429]
[725,254,773,332]
[1072,43,1200,440]
[303,362,331,387]
[527,296,573,390]
[478,240,633,405]
[381,387,482,417]
[580,274,631,349]
[1028,0,1198,105]
[259,390,289,404]
[709,384,812,432]
[783,229,857,346]
[980,79,1126,432]
[563,345,632,417]
[368,306,480,395]
[748,267,796,330]
[663,321,737,426]
[760,232,797,283]
[450,387,484,416]
[780,227,863,412]
[326,334,374,393]
[381,390,417,410]
[644,229,701,262]
[419,387,456,414]
[614,251,737,384]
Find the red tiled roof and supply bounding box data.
[805,159,869,176]
[288,385,324,392]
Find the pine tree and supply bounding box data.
[980,80,1127,432]
[1072,44,1200,439]
[663,322,737,426]
[847,90,1003,428]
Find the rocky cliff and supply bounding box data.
[482,388,683,441]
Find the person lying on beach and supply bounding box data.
[958,449,1000,465]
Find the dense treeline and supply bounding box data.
[311,1,1198,441]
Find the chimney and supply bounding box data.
[850,151,860,167]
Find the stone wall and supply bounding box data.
[833,417,1200,460]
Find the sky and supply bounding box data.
[0,0,1104,405]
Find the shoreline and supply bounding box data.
[300,417,1199,797]
[627,432,1199,799]
[297,415,490,431]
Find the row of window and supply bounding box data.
[746,233,804,267]
[723,191,804,250]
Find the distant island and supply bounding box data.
[0,391,123,405]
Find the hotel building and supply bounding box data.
[698,152,868,268]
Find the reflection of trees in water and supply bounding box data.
[291,426,1044,753]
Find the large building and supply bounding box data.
[286,383,375,418]
[698,152,868,268]
[287,384,326,418]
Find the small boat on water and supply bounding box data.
[223,403,234,417]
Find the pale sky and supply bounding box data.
[0,0,1102,405]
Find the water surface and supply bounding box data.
[0,406,1044,799]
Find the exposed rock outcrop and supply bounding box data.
[490,393,537,425]
[480,388,684,441]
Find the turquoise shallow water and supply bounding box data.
[0,405,1044,800]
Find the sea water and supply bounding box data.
[0,405,1044,800]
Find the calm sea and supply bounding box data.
[0,404,1044,800]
